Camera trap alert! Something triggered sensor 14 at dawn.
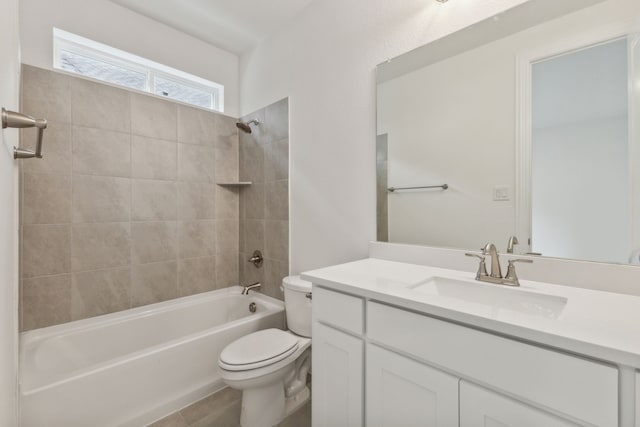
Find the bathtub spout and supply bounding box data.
[242,282,262,295]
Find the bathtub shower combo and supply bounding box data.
[20,287,284,427]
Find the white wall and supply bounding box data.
[0,0,20,423]
[240,0,531,273]
[19,0,241,117]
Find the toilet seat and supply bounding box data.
[219,328,299,371]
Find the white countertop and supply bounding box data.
[302,258,640,368]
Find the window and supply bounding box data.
[53,28,224,112]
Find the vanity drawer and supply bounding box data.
[313,286,364,335]
[367,301,618,427]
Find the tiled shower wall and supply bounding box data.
[239,99,289,300]
[19,65,241,331]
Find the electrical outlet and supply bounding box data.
[493,186,510,201]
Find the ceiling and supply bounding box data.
[109,0,315,55]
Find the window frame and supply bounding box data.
[52,28,224,112]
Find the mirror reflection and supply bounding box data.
[376,0,640,265]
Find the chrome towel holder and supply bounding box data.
[2,107,48,159]
[387,184,448,192]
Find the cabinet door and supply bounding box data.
[312,322,363,427]
[460,381,580,427]
[366,344,459,427]
[636,372,640,427]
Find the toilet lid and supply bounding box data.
[219,329,299,371]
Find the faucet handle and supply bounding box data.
[503,258,533,286]
[465,253,488,280]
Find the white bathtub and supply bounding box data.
[20,286,285,427]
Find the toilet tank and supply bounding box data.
[282,276,312,337]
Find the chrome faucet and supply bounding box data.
[483,243,502,279]
[241,282,262,295]
[466,243,533,286]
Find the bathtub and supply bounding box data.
[20,286,285,427]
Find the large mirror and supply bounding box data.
[376,0,640,265]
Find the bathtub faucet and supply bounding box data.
[242,282,262,295]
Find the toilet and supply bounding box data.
[218,276,312,427]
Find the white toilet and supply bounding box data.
[218,276,312,427]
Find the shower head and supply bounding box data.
[236,119,260,134]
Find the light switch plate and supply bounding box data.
[493,186,510,201]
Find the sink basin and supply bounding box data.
[409,276,567,319]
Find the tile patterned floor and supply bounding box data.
[148,386,311,427]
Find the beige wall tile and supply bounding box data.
[264,220,289,261]
[131,135,177,180]
[131,93,177,140]
[22,274,72,330]
[241,183,264,220]
[242,219,264,254]
[239,145,264,183]
[215,186,239,219]
[264,139,289,182]
[178,182,214,220]
[71,268,131,320]
[264,98,289,143]
[265,180,288,220]
[22,65,71,124]
[132,221,177,264]
[215,146,239,182]
[177,257,215,296]
[73,175,131,223]
[178,143,215,183]
[263,258,288,300]
[178,221,215,259]
[20,67,252,327]
[213,114,240,150]
[21,123,72,175]
[72,126,130,177]
[71,223,131,271]
[22,173,71,224]
[215,220,239,254]
[71,78,130,132]
[177,105,217,146]
[132,180,178,221]
[22,225,71,278]
[131,261,177,307]
[216,252,239,288]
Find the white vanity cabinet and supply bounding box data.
[311,285,622,427]
[636,372,640,427]
[312,322,363,427]
[367,301,618,427]
[312,288,364,427]
[459,381,580,427]
[366,344,458,427]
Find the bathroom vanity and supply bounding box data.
[303,258,640,427]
